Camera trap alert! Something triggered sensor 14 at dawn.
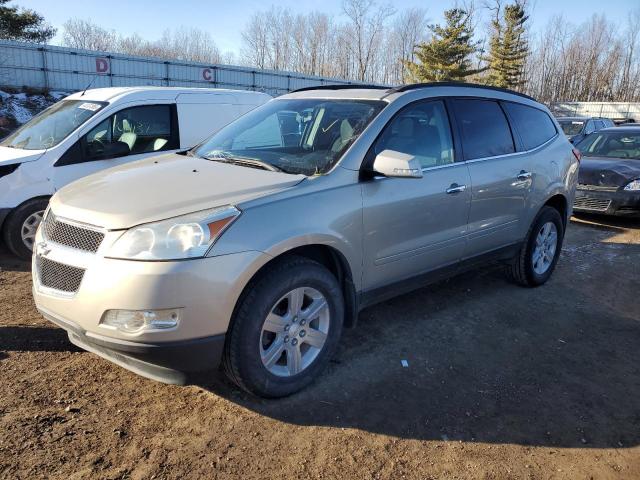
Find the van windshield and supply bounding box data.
[193,98,386,175]
[1,99,107,150]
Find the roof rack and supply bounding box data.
[387,82,536,101]
[290,84,388,93]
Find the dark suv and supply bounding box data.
[557,116,615,144]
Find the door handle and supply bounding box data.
[517,171,532,181]
[446,183,467,194]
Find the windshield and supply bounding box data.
[0,99,107,150]
[559,120,584,136]
[576,131,640,160]
[193,98,386,175]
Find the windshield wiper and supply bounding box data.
[205,153,282,172]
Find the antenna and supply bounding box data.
[81,74,99,96]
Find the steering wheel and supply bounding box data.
[88,137,106,156]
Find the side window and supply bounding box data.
[374,100,454,169]
[82,104,175,161]
[451,99,515,160]
[502,102,557,151]
[584,120,595,134]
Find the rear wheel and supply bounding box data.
[223,256,344,397]
[506,206,564,287]
[3,198,48,260]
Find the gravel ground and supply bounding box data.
[1,214,639,479]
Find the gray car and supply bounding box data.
[32,83,579,397]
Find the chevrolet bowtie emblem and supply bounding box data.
[37,242,51,256]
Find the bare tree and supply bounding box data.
[342,0,395,81]
[61,18,117,51]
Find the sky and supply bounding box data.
[21,0,638,56]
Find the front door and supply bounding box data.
[361,100,471,292]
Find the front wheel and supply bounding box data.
[506,206,564,287]
[3,198,49,260]
[223,256,344,397]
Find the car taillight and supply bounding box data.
[572,148,582,162]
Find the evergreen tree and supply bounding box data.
[0,0,55,43]
[486,2,529,89]
[404,8,482,82]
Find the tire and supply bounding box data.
[2,198,49,260]
[506,206,564,287]
[223,256,344,398]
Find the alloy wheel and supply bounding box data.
[20,210,45,251]
[532,221,558,275]
[259,286,330,377]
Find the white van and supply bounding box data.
[0,87,271,258]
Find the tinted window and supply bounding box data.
[595,120,605,130]
[451,99,515,160]
[374,100,454,168]
[585,120,596,134]
[502,102,557,150]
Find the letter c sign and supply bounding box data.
[96,57,109,73]
[202,68,212,81]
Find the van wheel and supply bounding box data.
[3,198,49,260]
[506,206,564,287]
[223,256,344,398]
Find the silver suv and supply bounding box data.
[32,83,579,397]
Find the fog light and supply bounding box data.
[100,308,180,333]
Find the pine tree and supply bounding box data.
[486,2,529,89]
[0,0,55,43]
[404,8,482,83]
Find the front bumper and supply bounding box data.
[40,305,225,384]
[573,188,640,217]
[32,223,271,383]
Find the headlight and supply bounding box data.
[107,205,240,260]
[624,179,640,191]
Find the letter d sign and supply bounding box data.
[96,58,109,73]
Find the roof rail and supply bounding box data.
[388,82,536,101]
[290,84,389,93]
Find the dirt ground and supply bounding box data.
[1,214,639,480]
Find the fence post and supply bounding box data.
[164,61,170,86]
[108,55,113,87]
[39,46,48,90]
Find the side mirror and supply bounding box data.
[372,149,422,178]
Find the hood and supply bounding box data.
[51,153,306,229]
[0,145,46,166]
[578,157,640,187]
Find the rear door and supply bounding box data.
[52,104,179,190]
[361,99,471,291]
[451,98,530,258]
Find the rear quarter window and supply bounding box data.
[502,102,557,151]
[451,99,515,160]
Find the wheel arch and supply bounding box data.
[542,193,569,229]
[232,242,359,329]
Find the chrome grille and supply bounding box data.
[577,184,617,192]
[36,256,85,293]
[574,196,611,212]
[42,212,104,253]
